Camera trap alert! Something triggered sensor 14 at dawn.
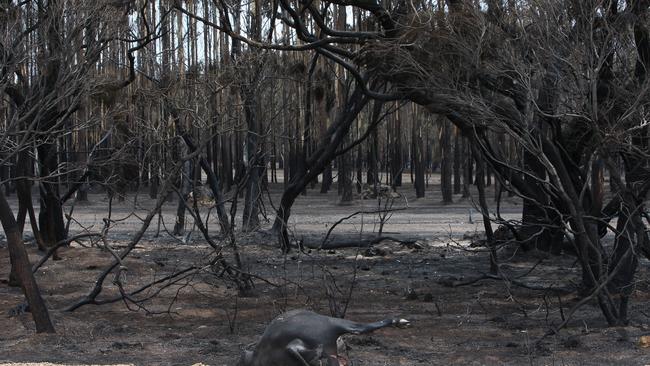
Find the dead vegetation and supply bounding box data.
[1,186,650,365]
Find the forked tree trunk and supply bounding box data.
[0,189,55,333]
[14,149,46,251]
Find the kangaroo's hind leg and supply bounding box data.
[286,339,329,366]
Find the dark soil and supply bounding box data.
[1,181,650,365]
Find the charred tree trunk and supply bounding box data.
[367,128,379,189]
[0,189,55,333]
[178,126,232,235]
[273,87,368,251]
[390,112,403,188]
[173,149,192,236]
[440,118,453,204]
[519,66,565,254]
[472,142,497,274]
[413,114,425,198]
[149,143,160,199]
[222,132,233,191]
[37,142,66,251]
[321,164,333,193]
[15,150,45,252]
[453,127,461,194]
[339,147,354,203]
[356,143,363,194]
[366,101,382,195]
[241,87,264,231]
[461,137,471,198]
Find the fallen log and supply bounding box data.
[300,234,421,250]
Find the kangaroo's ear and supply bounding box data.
[393,318,411,328]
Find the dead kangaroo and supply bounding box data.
[237,309,410,366]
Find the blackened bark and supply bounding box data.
[340,153,354,202]
[37,142,66,250]
[356,144,363,194]
[453,128,461,194]
[462,137,471,198]
[304,55,317,191]
[413,118,425,198]
[519,63,564,253]
[519,149,551,250]
[14,149,45,250]
[0,189,55,333]
[273,87,368,251]
[472,142,497,274]
[390,114,403,188]
[173,155,192,236]
[366,100,382,193]
[179,132,232,235]
[75,116,89,202]
[367,128,379,191]
[222,133,233,191]
[271,133,278,183]
[0,163,10,197]
[440,118,453,204]
[321,164,333,193]
[149,143,160,199]
[242,85,264,231]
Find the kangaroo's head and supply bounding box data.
[392,318,411,328]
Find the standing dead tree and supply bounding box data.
[0,188,53,332]
[0,0,161,331]
[181,0,650,327]
[2,0,647,335]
